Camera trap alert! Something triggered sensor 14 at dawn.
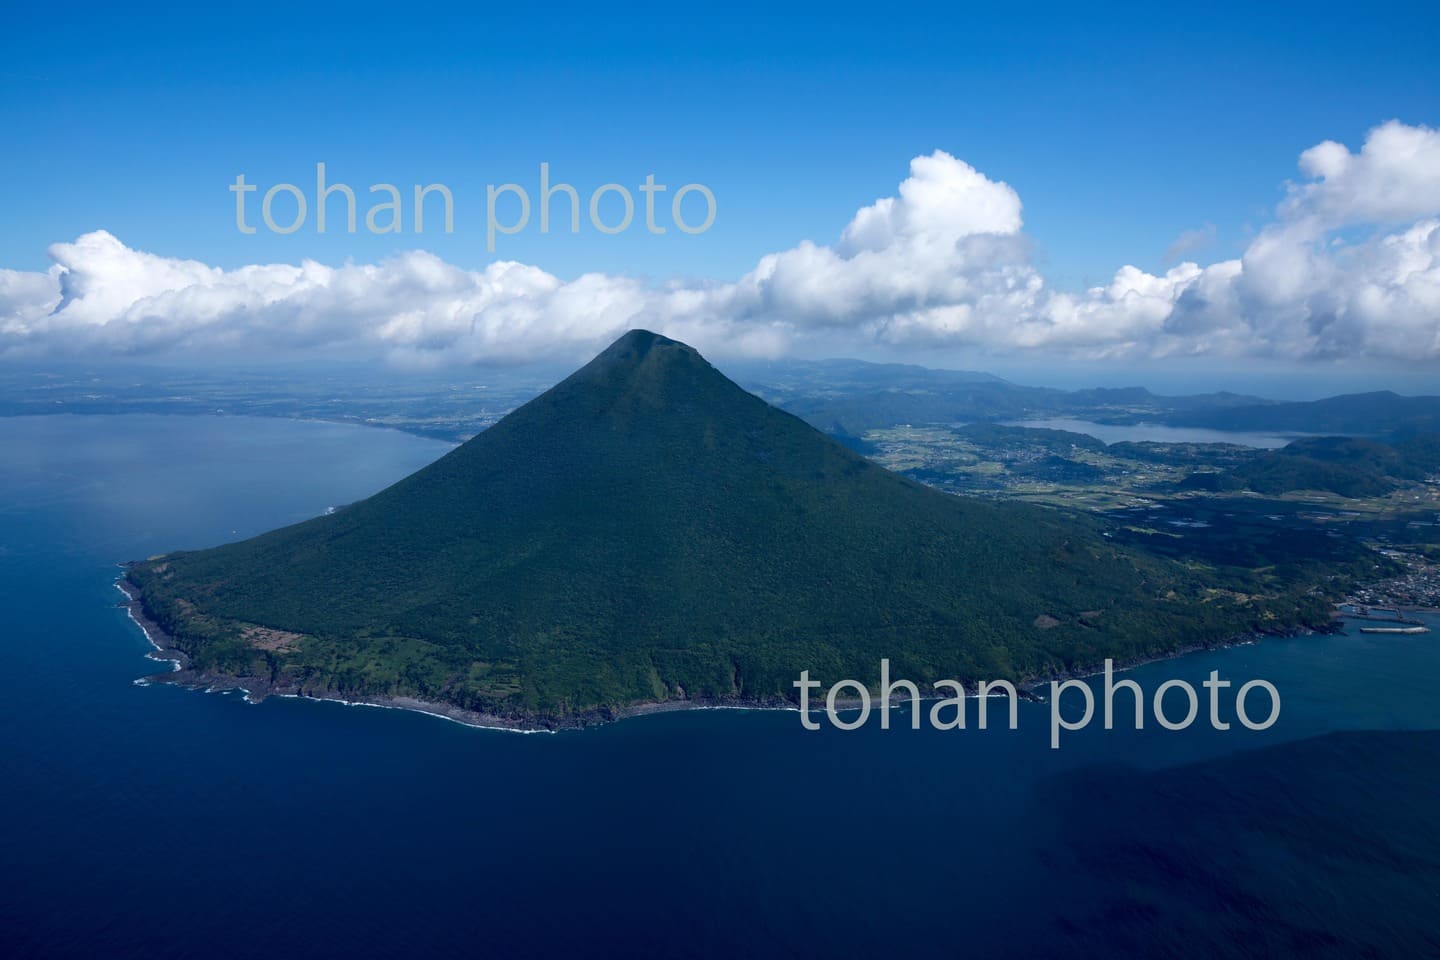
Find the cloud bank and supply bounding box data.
[3,121,1438,366]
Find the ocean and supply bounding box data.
[2,414,1437,958]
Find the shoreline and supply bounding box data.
[116,573,799,732]
[115,578,189,673]
[113,572,1398,734]
[4,409,470,447]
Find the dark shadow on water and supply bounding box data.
[1017,730,1440,958]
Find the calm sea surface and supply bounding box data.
[1003,418,1305,448]
[2,415,1436,958]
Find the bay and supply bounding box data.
[1002,417,1306,448]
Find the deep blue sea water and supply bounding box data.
[2,415,1438,958]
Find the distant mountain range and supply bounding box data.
[124,332,1328,726]
[1166,391,1440,437]
[733,361,1265,440]
[6,355,1438,446]
[734,360,1440,442]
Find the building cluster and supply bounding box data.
[1349,550,1440,609]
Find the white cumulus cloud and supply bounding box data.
[2,124,1439,366]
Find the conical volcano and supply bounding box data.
[128,330,1278,723]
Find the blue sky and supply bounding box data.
[3,1,1434,284]
[1,1,1438,386]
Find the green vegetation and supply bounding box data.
[866,419,1432,590]
[1199,436,1440,498]
[129,332,1336,723]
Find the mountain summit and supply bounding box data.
[128,330,1281,723]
